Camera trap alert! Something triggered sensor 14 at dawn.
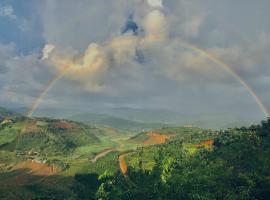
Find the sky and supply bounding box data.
[0,0,270,119]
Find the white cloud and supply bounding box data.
[0,5,16,19]
[0,44,56,107]
[41,1,231,94]
[1,0,269,117]
[42,44,55,60]
[147,0,163,8]
[143,10,167,40]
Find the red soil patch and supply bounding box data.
[92,148,116,162]
[1,160,59,186]
[13,160,58,176]
[119,155,128,174]
[195,139,214,147]
[119,133,171,175]
[143,132,170,145]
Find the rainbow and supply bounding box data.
[177,40,269,117]
[27,64,72,117]
[27,41,269,118]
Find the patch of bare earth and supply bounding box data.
[118,132,171,176]
[91,148,115,163]
[195,139,214,148]
[0,160,59,186]
[119,154,128,175]
[143,132,170,145]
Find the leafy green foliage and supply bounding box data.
[1,116,270,200]
[0,107,22,121]
[96,119,270,200]
[0,118,101,155]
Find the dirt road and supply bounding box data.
[119,154,128,174]
[91,148,115,163]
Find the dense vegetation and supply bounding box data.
[0,107,21,121]
[0,107,270,200]
[0,117,102,156]
[130,126,212,142]
[83,119,270,200]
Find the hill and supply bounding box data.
[0,117,270,199]
[0,117,101,155]
[69,112,165,131]
[95,107,186,124]
[94,119,270,199]
[129,126,209,144]
[0,107,21,121]
[92,107,259,129]
[24,106,259,129]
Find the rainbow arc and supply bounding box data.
[27,41,269,118]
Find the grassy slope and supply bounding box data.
[0,118,103,155]
[0,107,21,120]
[2,117,269,199]
[3,107,266,199]
[118,125,270,199]
[129,126,211,144]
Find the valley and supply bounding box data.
[1,0,269,199]
[0,108,270,199]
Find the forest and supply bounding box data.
[1,115,270,200]
[69,119,270,199]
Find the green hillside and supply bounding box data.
[94,119,270,199]
[129,126,210,144]
[1,108,270,199]
[0,107,21,121]
[0,117,101,155]
[25,106,259,129]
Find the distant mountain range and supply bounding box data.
[3,106,261,130]
[0,107,22,121]
[83,107,260,129]
[68,108,260,130]
[69,112,165,131]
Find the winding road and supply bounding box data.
[119,154,128,174]
[91,148,116,163]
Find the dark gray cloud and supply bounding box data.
[0,0,269,120]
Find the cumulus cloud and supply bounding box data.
[0,5,16,19]
[164,0,206,39]
[143,10,167,40]
[41,0,263,95]
[1,0,270,118]
[147,0,163,8]
[0,44,55,107]
[43,0,223,95]
[41,44,55,60]
[45,2,170,93]
[49,34,141,93]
